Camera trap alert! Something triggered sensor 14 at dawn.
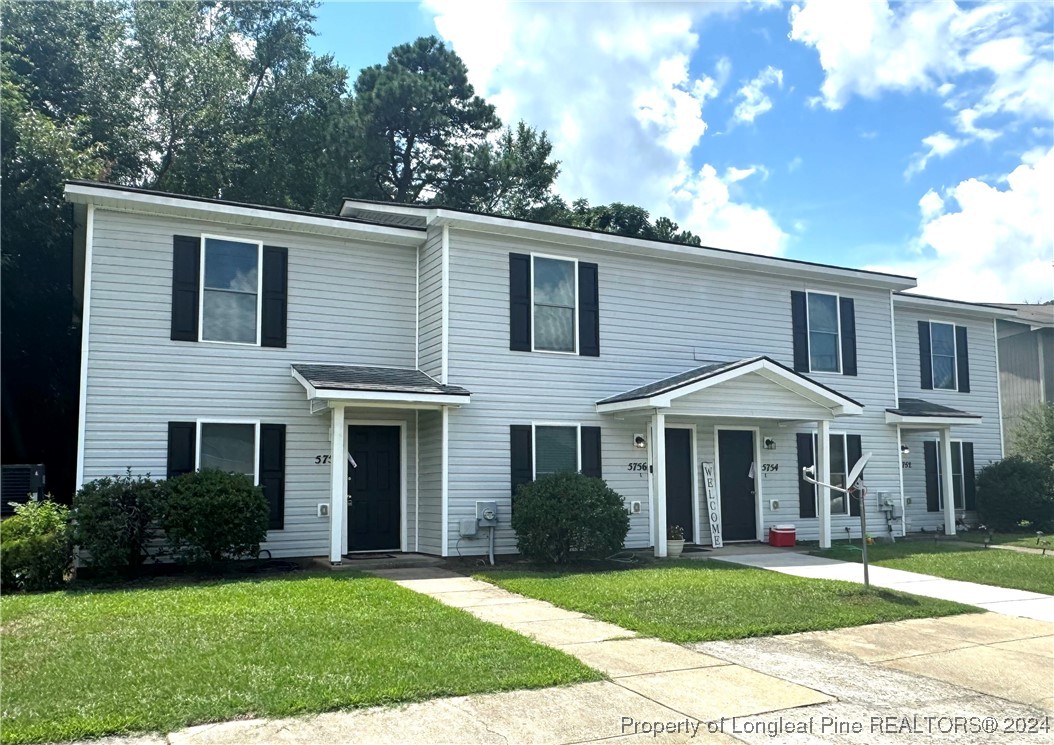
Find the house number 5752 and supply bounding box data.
[314,455,331,464]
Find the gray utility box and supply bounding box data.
[476,500,498,528]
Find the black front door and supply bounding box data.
[718,429,756,541]
[665,428,694,542]
[348,425,400,551]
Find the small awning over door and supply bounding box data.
[885,398,981,428]
[292,364,471,409]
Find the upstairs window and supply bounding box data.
[791,290,856,375]
[807,292,840,373]
[918,321,970,392]
[201,237,261,344]
[929,322,957,390]
[533,257,577,353]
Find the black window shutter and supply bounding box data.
[918,321,933,390]
[510,425,533,497]
[839,297,857,376]
[962,442,976,510]
[955,326,970,392]
[171,236,200,341]
[509,254,531,351]
[791,291,809,372]
[167,422,196,479]
[581,426,602,479]
[924,440,939,512]
[578,262,600,357]
[796,432,816,518]
[846,434,863,516]
[260,423,286,530]
[261,246,288,348]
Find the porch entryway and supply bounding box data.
[596,356,864,557]
[347,424,401,551]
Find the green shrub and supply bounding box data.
[162,469,269,563]
[0,499,73,592]
[976,456,1054,531]
[511,472,630,564]
[74,469,167,575]
[1008,402,1054,474]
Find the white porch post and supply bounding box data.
[329,404,346,564]
[653,410,667,557]
[939,426,956,536]
[817,419,832,549]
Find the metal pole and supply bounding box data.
[857,485,869,589]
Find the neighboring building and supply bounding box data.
[993,303,1054,444]
[63,181,1013,561]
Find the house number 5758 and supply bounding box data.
[314,455,331,464]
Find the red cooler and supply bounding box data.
[768,524,796,547]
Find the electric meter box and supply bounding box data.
[476,501,498,528]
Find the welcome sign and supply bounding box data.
[702,462,722,548]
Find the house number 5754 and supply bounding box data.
[314,455,331,464]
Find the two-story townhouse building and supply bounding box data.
[64,181,1013,563]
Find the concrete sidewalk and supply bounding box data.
[707,550,1054,622]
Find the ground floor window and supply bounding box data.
[812,433,850,515]
[936,440,966,511]
[199,422,258,481]
[534,425,580,476]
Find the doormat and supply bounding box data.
[681,545,709,553]
[344,552,397,560]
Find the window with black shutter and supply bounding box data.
[510,253,600,356]
[920,321,970,392]
[790,291,856,375]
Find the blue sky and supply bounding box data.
[311,1,1053,302]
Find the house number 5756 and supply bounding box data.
[314,455,331,464]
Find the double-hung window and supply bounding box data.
[533,425,580,476]
[532,256,577,353]
[814,433,850,516]
[791,290,856,376]
[201,236,262,344]
[929,322,957,390]
[198,422,259,482]
[807,292,840,373]
[935,441,966,510]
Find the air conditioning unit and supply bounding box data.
[1,464,46,516]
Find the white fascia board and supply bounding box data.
[432,214,917,291]
[892,293,1019,319]
[595,398,671,414]
[65,184,425,247]
[885,413,982,427]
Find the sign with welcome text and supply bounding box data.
[702,462,722,548]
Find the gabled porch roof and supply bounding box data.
[595,356,863,417]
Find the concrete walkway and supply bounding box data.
[707,550,1054,622]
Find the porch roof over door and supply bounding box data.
[594,356,863,418]
[292,364,471,409]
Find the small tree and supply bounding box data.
[0,499,73,592]
[511,472,630,564]
[1009,402,1054,475]
[74,469,167,575]
[976,456,1054,531]
[162,469,269,564]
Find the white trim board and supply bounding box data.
[75,204,95,489]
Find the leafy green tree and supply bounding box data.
[351,35,500,202]
[1009,403,1054,476]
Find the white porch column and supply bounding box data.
[939,426,956,536]
[329,404,346,564]
[653,410,667,557]
[817,419,832,549]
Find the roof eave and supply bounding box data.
[893,292,1019,319]
[65,183,426,247]
[886,412,982,426]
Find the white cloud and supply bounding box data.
[905,131,962,178]
[869,148,1054,302]
[732,66,783,124]
[789,0,1054,143]
[427,0,789,256]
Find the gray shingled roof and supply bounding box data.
[598,358,760,405]
[597,355,863,409]
[886,398,980,418]
[292,364,470,397]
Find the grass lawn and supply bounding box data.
[953,531,1054,551]
[814,541,1054,595]
[475,560,974,644]
[0,571,599,745]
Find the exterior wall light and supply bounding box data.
[633,434,647,449]
[900,445,910,455]
[763,437,776,450]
